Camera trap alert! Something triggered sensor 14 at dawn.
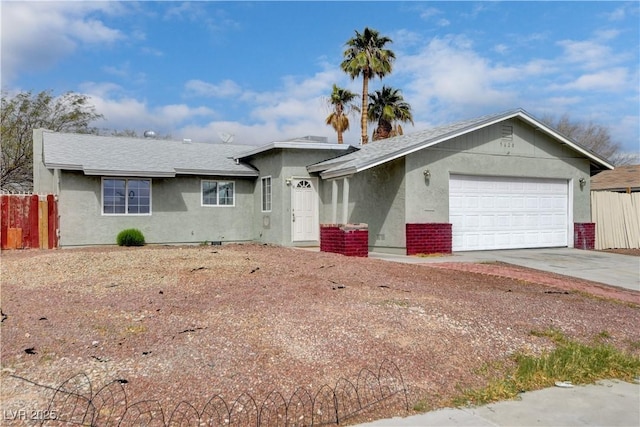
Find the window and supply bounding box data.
[202,180,235,206]
[261,176,272,212]
[103,178,151,215]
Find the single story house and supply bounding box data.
[33,108,613,254]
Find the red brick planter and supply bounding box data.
[574,222,596,250]
[320,224,368,257]
[406,223,452,255]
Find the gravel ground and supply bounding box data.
[1,244,639,425]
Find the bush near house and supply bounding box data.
[116,228,145,246]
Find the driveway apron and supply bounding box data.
[371,248,639,292]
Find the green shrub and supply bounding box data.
[116,228,146,246]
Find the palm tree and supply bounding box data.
[325,84,359,144]
[341,28,395,145]
[368,85,414,141]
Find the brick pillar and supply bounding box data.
[320,224,342,254]
[320,224,368,257]
[406,223,452,255]
[574,222,595,250]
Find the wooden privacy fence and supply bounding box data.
[591,191,640,250]
[1,193,59,250]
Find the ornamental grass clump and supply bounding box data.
[116,228,146,246]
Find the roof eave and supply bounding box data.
[83,169,176,178]
[44,162,83,171]
[235,142,351,160]
[307,160,350,173]
[319,166,359,180]
[174,168,259,177]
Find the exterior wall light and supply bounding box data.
[423,169,431,179]
[579,177,586,188]
[285,178,292,186]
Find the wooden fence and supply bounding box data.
[1,194,59,250]
[591,191,640,250]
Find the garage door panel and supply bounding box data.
[450,175,568,251]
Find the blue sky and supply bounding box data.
[2,1,639,154]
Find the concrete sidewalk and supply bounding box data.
[369,248,640,292]
[358,380,640,427]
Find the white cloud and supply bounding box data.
[1,2,126,83]
[607,6,626,21]
[398,36,517,120]
[554,68,630,92]
[83,63,349,144]
[419,7,442,20]
[79,81,124,99]
[493,44,509,55]
[84,91,216,136]
[184,79,243,98]
[556,38,623,70]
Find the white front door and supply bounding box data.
[291,178,319,242]
[449,175,569,251]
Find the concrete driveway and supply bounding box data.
[370,248,640,292]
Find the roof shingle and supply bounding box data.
[591,165,640,191]
[42,131,259,177]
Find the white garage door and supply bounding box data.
[449,175,568,251]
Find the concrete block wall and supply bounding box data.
[406,223,452,255]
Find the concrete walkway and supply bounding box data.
[369,248,640,292]
[358,380,640,427]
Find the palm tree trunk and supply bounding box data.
[337,104,344,144]
[361,72,369,145]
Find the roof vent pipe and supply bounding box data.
[143,130,156,138]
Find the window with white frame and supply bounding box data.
[102,178,151,215]
[202,180,235,206]
[261,176,272,212]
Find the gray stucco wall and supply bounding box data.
[319,157,406,252]
[56,171,255,246]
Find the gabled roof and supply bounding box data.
[309,109,614,179]
[591,165,640,192]
[235,136,353,160]
[42,131,259,177]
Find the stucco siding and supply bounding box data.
[321,157,406,252]
[247,148,346,246]
[57,171,255,246]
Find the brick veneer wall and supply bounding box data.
[574,222,596,250]
[406,223,452,255]
[320,224,368,257]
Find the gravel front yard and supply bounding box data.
[1,244,639,425]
